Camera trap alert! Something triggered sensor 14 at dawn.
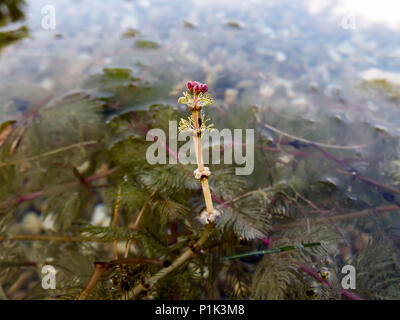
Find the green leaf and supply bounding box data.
[177,97,186,105]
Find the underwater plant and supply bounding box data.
[124,81,219,298]
[0,71,400,300]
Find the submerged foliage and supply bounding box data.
[0,0,28,52]
[0,67,400,300]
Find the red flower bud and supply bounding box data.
[187,81,208,95]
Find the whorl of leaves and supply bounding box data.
[216,189,272,240]
[350,236,400,299]
[251,224,341,300]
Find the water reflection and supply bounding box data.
[0,0,398,129]
[307,0,400,30]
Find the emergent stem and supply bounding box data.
[192,99,214,216]
[192,109,204,171]
[125,89,218,299]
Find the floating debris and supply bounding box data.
[226,21,242,29]
[134,39,160,49]
[183,20,196,29]
[122,28,139,38]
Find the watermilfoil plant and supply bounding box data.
[0,69,399,300]
[126,81,221,298]
[178,81,220,224]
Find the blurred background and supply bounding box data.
[1,0,400,126]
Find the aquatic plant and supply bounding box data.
[0,0,26,27]
[0,70,400,300]
[0,0,28,51]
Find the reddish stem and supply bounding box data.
[296,263,363,300]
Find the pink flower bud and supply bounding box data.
[187,81,208,95]
[200,83,208,93]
